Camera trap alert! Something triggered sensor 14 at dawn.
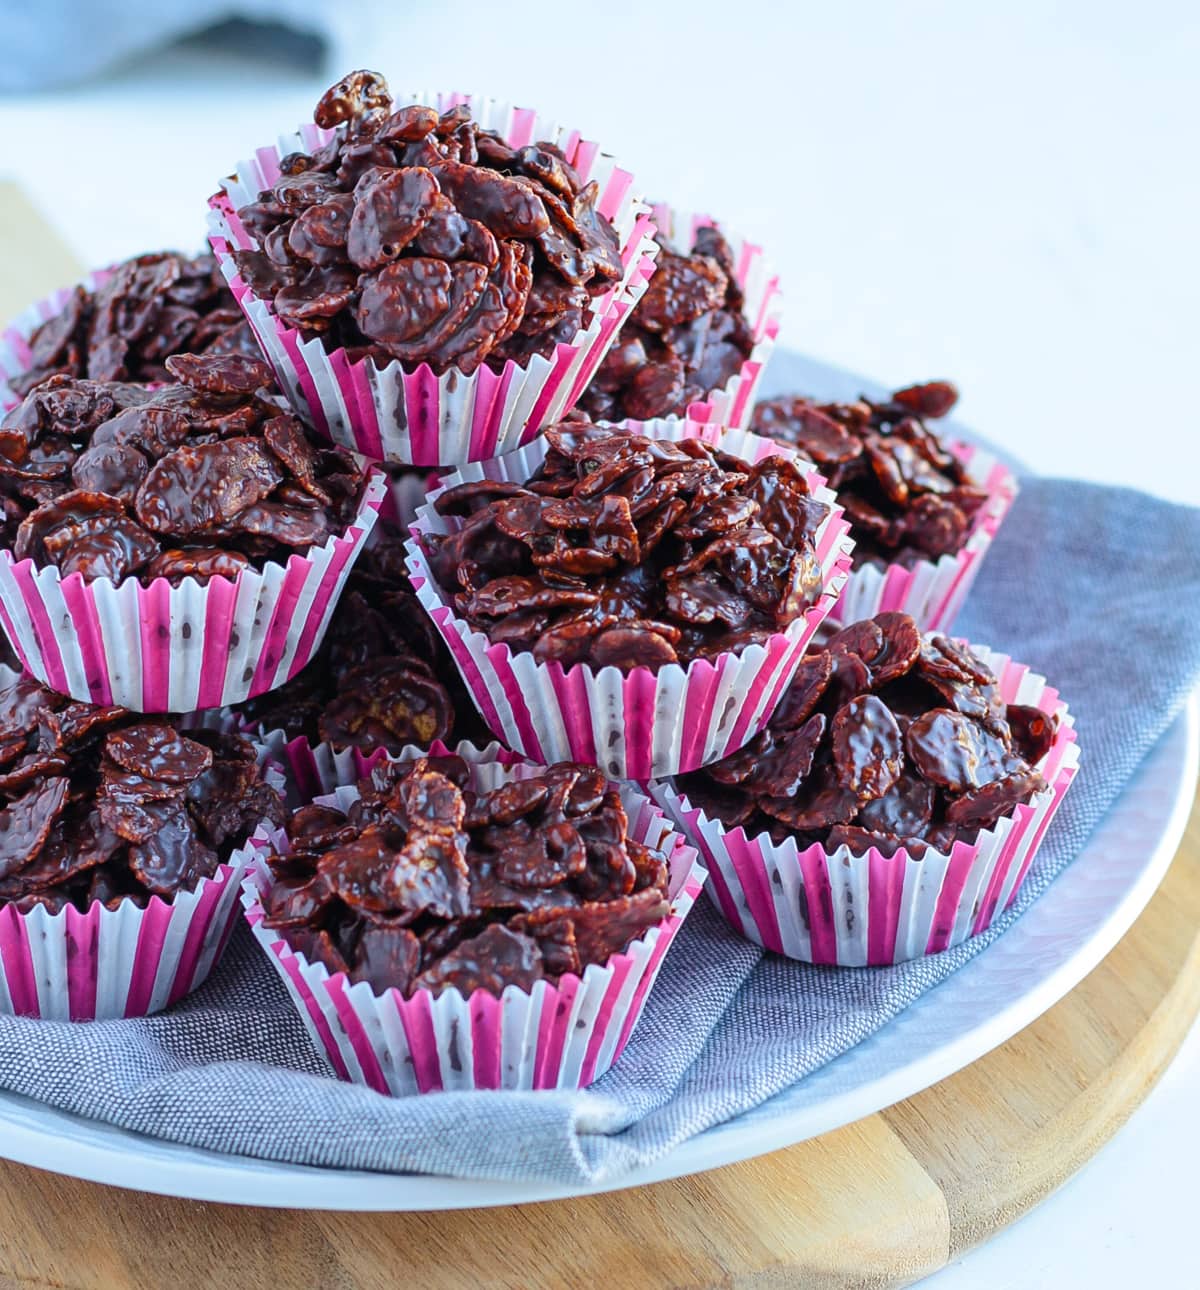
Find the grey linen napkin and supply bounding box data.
[1,357,1198,1187]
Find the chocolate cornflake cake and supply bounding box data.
[752,381,989,568]
[230,69,623,376]
[234,527,488,753]
[676,612,1055,856]
[259,755,672,998]
[423,418,832,671]
[0,669,284,914]
[578,222,753,422]
[10,250,256,399]
[0,352,367,585]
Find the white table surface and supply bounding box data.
[927,1015,1200,1288]
[0,4,1197,1283]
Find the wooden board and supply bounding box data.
[1,183,1198,1290]
[0,184,83,313]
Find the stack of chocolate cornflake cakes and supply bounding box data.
[0,68,1074,1089]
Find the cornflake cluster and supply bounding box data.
[0,352,365,585]
[237,534,487,752]
[752,381,987,567]
[0,671,284,914]
[10,251,256,399]
[677,612,1055,855]
[425,419,832,672]
[260,755,671,997]
[579,225,752,421]
[231,69,623,375]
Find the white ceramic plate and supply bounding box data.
[0,356,1193,1210]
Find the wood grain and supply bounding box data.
[0,787,1193,1290]
[0,184,82,315]
[0,185,1196,1290]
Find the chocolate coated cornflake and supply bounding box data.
[753,381,988,568]
[0,362,366,585]
[0,671,284,914]
[424,418,831,671]
[580,223,753,421]
[10,252,256,399]
[261,757,671,998]
[676,612,1054,855]
[230,70,621,376]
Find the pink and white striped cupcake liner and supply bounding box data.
[0,470,387,712]
[0,677,281,1020]
[405,423,855,780]
[639,205,782,431]
[652,646,1079,966]
[0,857,252,1021]
[206,91,660,468]
[830,443,1018,631]
[237,740,706,1093]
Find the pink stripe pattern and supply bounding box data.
[651,647,1080,966]
[205,92,661,467]
[236,742,706,1093]
[0,473,386,711]
[405,424,854,779]
[0,857,253,1021]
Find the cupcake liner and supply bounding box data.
[0,471,388,712]
[651,646,1079,966]
[0,677,280,1020]
[830,442,1018,631]
[206,91,659,468]
[0,857,252,1021]
[638,205,782,430]
[375,465,441,535]
[0,266,116,411]
[251,726,518,807]
[0,856,252,1016]
[405,422,854,779]
[237,740,706,1093]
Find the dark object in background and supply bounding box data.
[234,526,490,753]
[10,251,257,397]
[0,12,328,94]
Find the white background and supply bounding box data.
[0,3,1197,1283]
[1,0,1197,503]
